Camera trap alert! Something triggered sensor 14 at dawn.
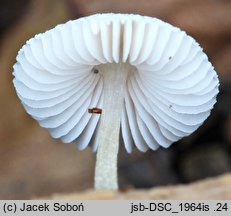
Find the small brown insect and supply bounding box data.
[88,107,102,114]
[92,68,99,74]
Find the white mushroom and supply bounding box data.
[13,13,219,190]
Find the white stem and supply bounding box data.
[94,63,129,190]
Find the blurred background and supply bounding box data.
[0,0,231,199]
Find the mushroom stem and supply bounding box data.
[94,63,129,190]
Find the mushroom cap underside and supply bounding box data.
[13,13,219,153]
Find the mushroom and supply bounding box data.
[13,13,219,190]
